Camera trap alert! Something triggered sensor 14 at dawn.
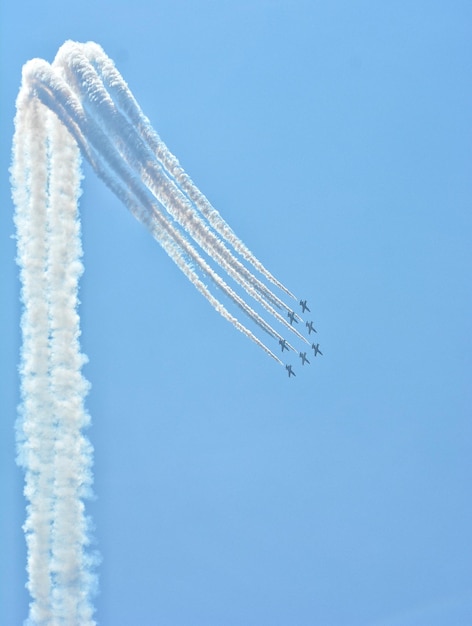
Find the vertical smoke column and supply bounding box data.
[13,89,55,626]
[12,71,96,625]
[47,111,95,625]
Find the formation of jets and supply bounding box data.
[282,299,322,377]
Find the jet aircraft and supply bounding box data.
[299,299,310,313]
[299,352,310,365]
[312,343,323,356]
[279,338,289,352]
[306,321,317,334]
[287,311,298,325]
[285,364,296,377]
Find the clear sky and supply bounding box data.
[1,2,471,625]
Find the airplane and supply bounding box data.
[306,321,317,334]
[285,364,296,377]
[299,299,310,313]
[287,311,298,325]
[299,352,310,365]
[312,343,323,356]
[279,338,289,352]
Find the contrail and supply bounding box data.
[13,93,55,626]
[24,59,287,356]
[69,41,297,300]
[12,41,319,624]
[46,112,96,625]
[52,45,298,321]
[12,93,96,624]
[24,55,304,352]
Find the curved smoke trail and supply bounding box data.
[11,41,318,625]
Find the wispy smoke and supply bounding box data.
[11,41,316,624]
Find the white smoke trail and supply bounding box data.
[12,41,316,625]
[46,112,96,625]
[13,92,56,626]
[24,58,286,357]
[12,85,97,623]
[53,45,297,318]
[50,44,307,346]
[72,41,296,300]
[25,54,301,356]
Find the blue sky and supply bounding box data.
[1,2,471,624]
